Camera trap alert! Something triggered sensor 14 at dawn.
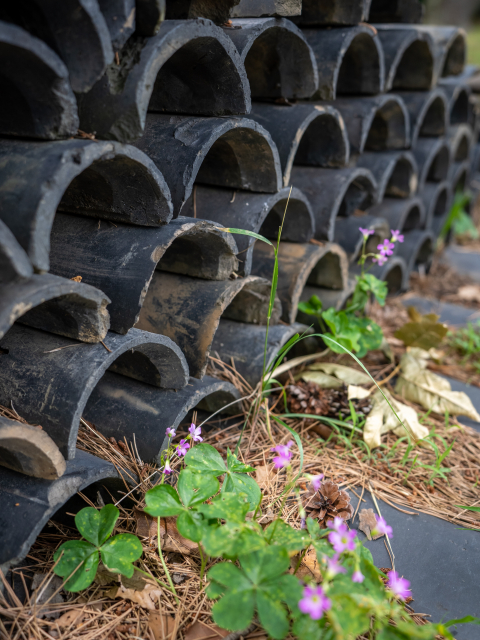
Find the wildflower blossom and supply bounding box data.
[377,239,395,256]
[324,554,346,577]
[387,571,411,600]
[271,440,294,469]
[327,516,347,532]
[352,570,364,583]
[359,227,375,239]
[298,586,331,620]
[176,439,190,457]
[189,424,203,442]
[311,474,324,491]
[372,515,393,539]
[166,427,176,438]
[328,527,356,553]
[163,460,172,474]
[391,229,404,243]
[372,253,388,266]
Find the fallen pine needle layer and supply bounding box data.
[1,342,479,639]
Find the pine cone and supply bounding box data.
[286,381,332,416]
[302,480,354,528]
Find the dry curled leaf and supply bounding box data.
[458,284,480,303]
[185,620,229,640]
[306,362,371,385]
[255,464,275,489]
[292,545,322,581]
[394,307,448,350]
[107,582,162,610]
[358,509,383,541]
[55,608,85,629]
[395,351,480,421]
[134,510,198,555]
[363,388,428,449]
[149,612,176,640]
[70,275,82,282]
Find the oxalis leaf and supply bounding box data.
[53,505,143,592]
[185,444,261,510]
[144,469,219,542]
[207,547,293,640]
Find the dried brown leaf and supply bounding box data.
[185,620,229,640]
[255,464,275,489]
[107,582,163,610]
[149,612,176,640]
[358,509,383,541]
[55,608,85,628]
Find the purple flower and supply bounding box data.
[377,239,395,256]
[298,586,331,621]
[327,516,347,533]
[176,439,190,457]
[359,227,375,239]
[311,474,324,491]
[324,554,346,577]
[328,528,357,553]
[373,516,393,539]
[166,427,176,439]
[391,229,404,243]
[188,424,203,443]
[387,571,411,601]
[271,440,294,469]
[373,253,388,266]
[352,570,364,583]
[163,460,172,475]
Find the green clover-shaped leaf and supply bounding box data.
[100,533,143,578]
[53,505,143,592]
[53,540,99,592]
[207,548,293,639]
[75,504,119,546]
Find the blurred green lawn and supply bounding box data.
[468,26,480,66]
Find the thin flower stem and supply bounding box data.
[157,516,179,604]
[134,567,174,594]
[198,544,207,582]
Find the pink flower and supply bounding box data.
[166,427,176,438]
[328,527,357,553]
[163,460,172,474]
[188,424,203,442]
[387,571,411,601]
[298,586,331,621]
[373,253,388,266]
[352,570,364,583]
[359,227,375,239]
[373,516,393,539]
[311,474,324,491]
[324,554,346,577]
[391,230,404,243]
[377,239,395,256]
[176,439,190,457]
[327,517,347,533]
[271,440,294,469]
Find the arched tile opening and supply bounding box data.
[0,22,78,138]
[181,185,315,275]
[0,139,173,272]
[226,17,318,99]
[248,102,349,185]
[0,325,189,458]
[134,115,282,216]
[303,25,384,101]
[291,166,377,241]
[77,19,250,141]
[251,241,348,323]
[135,274,280,378]
[49,215,238,334]
[357,151,418,202]
[84,373,241,463]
